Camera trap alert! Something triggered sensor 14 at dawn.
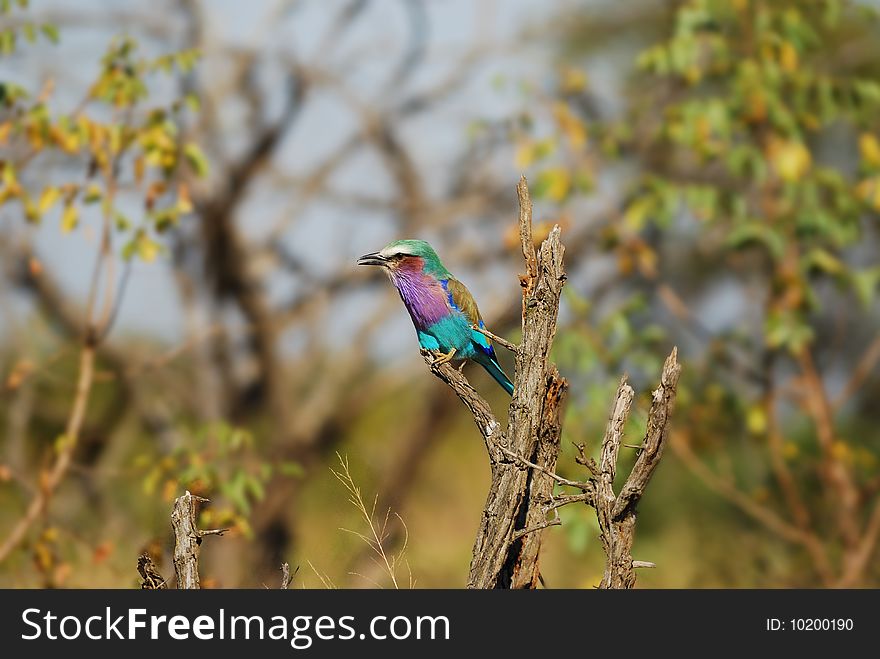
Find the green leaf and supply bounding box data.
[765,311,814,353]
[802,248,844,276]
[184,93,201,113]
[245,476,265,503]
[114,211,131,231]
[40,23,59,45]
[0,29,16,56]
[851,267,880,310]
[278,462,305,478]
[122,230,163,262]
[224,471,250,515]
[533,167,570,201]
[82,183,102,204]
[183,142,209,178]
[726,222,786,260]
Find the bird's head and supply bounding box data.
[357,239,448,277]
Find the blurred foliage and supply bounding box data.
[137,422,303,539]
[511,0,880,586]
[0,1,250,586]
[0,0,205,261]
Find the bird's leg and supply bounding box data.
[457,361,466,373]
[431,348,457,366]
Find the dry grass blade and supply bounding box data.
[331,452,412,589]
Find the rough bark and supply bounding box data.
[597,349,680,588]
[137,553,167,589]
[425,178,681,589]
[170,491,226,589]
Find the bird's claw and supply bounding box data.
[431,348,457,366]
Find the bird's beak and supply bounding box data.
[357,251,388,267]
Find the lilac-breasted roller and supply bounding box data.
[358,239,514,395]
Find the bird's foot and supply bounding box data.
[431,348,457,366]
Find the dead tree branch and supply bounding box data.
[280,562,295,589]
[137,553,167,590]
[170,491,226,589]
[599,350,680,588]
[424,178,680,588]
[0,127,133,564]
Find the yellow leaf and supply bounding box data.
[552,102,587,149]
[856,176,880,211]
[859,133,880,168]
[560,67,588,94]
[779,42,799,73]
[0,122,11,146]
[33,542,54,573]
[24,195,39,223]
[38,186,61,214]
[536,167,571,201]
[183,142,209,177]
[137,235,160,263]
[161,479,179,503]
[831,440,852,463]
[2,162,17,187]
[0,187,18,206]
[515,141,537,169]
[623,196,653,231]
[767,137,811,182]
[806,248,844,275]
[636,242,658,278]
[744,89,766,123]
[695,116,712,145]
[109,124,122,155]
[61,204,79,233]
[145,150,163,167]
[746,405,767,435]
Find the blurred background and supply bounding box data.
[1,0,879,588]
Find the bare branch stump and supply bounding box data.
[170,491,226,589]
[137,553,167,590]
[595,348,680,588]
[280,562,298,589]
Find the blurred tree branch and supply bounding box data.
[0,162,122,563]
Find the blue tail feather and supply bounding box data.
[478,354,514,396]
